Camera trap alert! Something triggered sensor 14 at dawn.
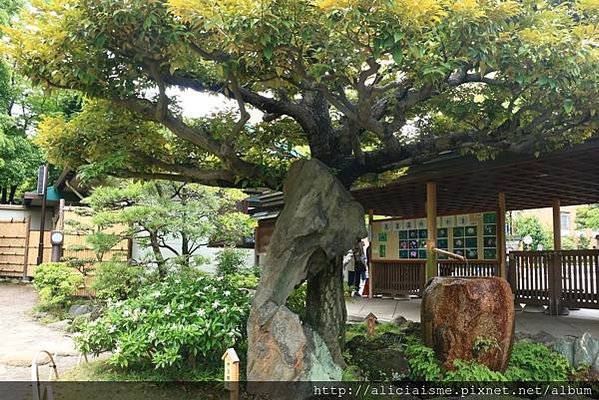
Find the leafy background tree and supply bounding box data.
[80,180,255,278]
[576,205,599,230]
[4,0,597,377]
[513,215,553,250]
[0,0,83,203]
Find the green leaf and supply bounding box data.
[391,47,403,65]
[563,99,574,114]
[263,46,273,60]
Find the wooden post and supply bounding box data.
[22,217,31,280]
[426,182,437,281]
[552,199,561,251]
[368,209,374,299]
[366,312,377,337]
[549,199,566,316]
[497,192,507,278]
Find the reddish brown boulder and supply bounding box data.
[421,277,515,371]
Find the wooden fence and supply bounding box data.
[0,218,30,278]
[370,250,599,313]
[371,260,425,297]
[508,250,599,312]
[0,207,130,298]
[438,260,498,277]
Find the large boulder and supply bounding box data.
[247,159,366,398]
[421,277,515,371]
[68,304,92,318]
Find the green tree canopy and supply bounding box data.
[0,0,83,203]
[576,205,599,230]
[513,214,553,250]
[81,180,256,277]
[3,0,597,189]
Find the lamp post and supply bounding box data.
[50,230,64,262]
[36,165,48,265]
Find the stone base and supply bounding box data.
[523,304,546,313]
[514,302,523,312]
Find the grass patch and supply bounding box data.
[346,321,403,342]
[57,360,228,399]
[61,359,223,382]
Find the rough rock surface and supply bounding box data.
[0,352,50,367]
[555,333,599,371]
[421,277,515,371]
[247,159,366,397]
[515,330,557,347]
[68,304,92,318]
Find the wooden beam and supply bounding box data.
[497,192,507,278]
[553,199,561,251]
[368,209,374,299]
[426,182,437,281]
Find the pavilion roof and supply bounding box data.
[352,137,599,218]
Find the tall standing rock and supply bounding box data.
[247,159,366,398]
[421,277,515,371]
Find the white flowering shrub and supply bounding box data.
[74,273,251,369]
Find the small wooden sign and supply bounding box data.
[222,348,240,399]
[366,312,378,337]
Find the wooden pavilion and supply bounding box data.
[252,138,599,316]
[354,138,599,315]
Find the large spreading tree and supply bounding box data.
[4,0,598,381]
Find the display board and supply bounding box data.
[371,212,497,261]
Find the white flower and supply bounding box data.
[219,307,228,313]
[148,331,156,340]
[223,290,231,297]
[196,308,206,317]
[152,291,161,299]
[164,306,172,315]
[216,276,224,281]
[108,325,117,333]
[212,300,220,309]
[178,303,185,310]
[123,310,131,317]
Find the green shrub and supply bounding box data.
[504,341,570,381]
[92,261,146,301]
[286,283,307,319]
[404,337,443,381]
[33,263,83,307]
[227,269,260,290]
[215,248,247,276]
[444,359,506,381]
[75,273,251,370]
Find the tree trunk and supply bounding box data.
[149,232,167,278]
[1,187,6,204]
[247,159,366,399]
[305,252,347,367]
[181,232,190,266]
[8,185,17,204]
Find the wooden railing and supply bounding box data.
[560,250,599,309]
[438,260,498,277]
[371,259,498,297]
[508,250,599,312]
[508,251,551,306]
[371,260,425,297]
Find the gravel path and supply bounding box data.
[0,283,80,380]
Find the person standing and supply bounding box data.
[353,239,367,296]
[343,250,355,290]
